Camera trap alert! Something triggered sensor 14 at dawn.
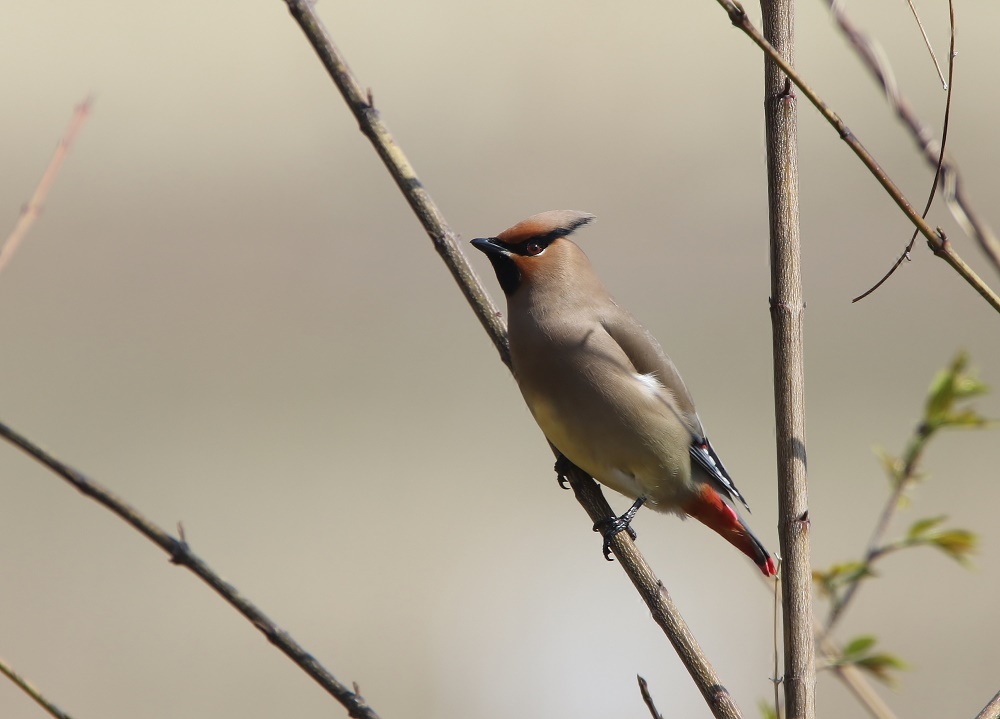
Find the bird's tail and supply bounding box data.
[683,485,777,577]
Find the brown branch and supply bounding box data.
[0,97,91,278]
[637,675,665,719]
[902,0,946,87]
[851,0,955,303]
[0,657,75,719]
[975,690,1000,719]
[758,2,816,718]
[0,420,381,719]
[715,0,1000,313]
[823,0,1000,275]
[279,3,507,368]
[281,1,747,717]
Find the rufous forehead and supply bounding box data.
[495,210,595,244]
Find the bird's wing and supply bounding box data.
[600,304,751,510]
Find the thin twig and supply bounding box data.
[0,97,91,277]
[902,0,947,88]
[714,0,1000,312]
[826,1,956,302]
[0,420,381,719]
[771,570,782,719]
[974,690,1000,719]
[0,657,75,719]
[851,0,954,302]
[758,2,816,717]
[281,2,746,717]
[823,420,931,635]
[822,0,1000,276]
[637,675,665,719]
[279,2,507,368]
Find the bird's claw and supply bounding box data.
[592,497,644,561]
[554,455,572,490]
[593,516,638,560]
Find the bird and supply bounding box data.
[471,210,777,576]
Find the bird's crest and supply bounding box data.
[495,210,595,245]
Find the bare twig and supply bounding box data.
[0,97,91,278]
[637,675,665,719]
[281,2,746,717]
[851,0,954,302]
[822,0,1000,276]
[0,657,75,719]
[279,3,507,368]
[975,690,1000,719]
[715,0,1000,312]
[0,420,381,719]
[902,0,946,87]
[771,571,783,719]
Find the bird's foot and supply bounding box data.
[554,454,573,489]
[592,497,645,561]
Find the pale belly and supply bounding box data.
[522,386,695,513]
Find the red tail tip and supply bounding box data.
[761,556,778,577]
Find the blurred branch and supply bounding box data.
[818,638,898,719]
[713,0,1000,313]
[821,352,987,636]
[975,690,1000,719]
[758,1,815,717]
[0,97,91,278]
[0,656,75,719]
[850,0,955,303]
[281,2,746,717]
[824,0,1000,277]
[0,420,381,719]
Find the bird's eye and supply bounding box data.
[525,242,543,256]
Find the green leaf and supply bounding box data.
[874,446,904,488]
[924,352,991,429]
[929,529,978,564]
[833,636,908,686]
[757,700,779,719]
[947,408,990,428]
[906,515,947,540]
[842,635,877,659]
[854,652,908,685]
[813,561,873,597]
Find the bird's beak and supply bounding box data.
[471,237,509,258]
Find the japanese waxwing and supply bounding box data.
[471,210,777,577]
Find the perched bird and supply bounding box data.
[472,210,777,576]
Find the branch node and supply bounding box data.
[169,523,191,565]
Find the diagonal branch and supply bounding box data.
[713,0,1000,313]
[850,0,955,303]
[0,420,381,719]
[0,97,91,278]
[281,1,747,716]
[0,656,75,719]
[975,690,1000,719]
[824,0,1000,275]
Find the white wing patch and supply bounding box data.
[633,371,665,399]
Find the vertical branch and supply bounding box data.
[758,1,815,718]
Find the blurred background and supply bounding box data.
[2,1,998,717]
